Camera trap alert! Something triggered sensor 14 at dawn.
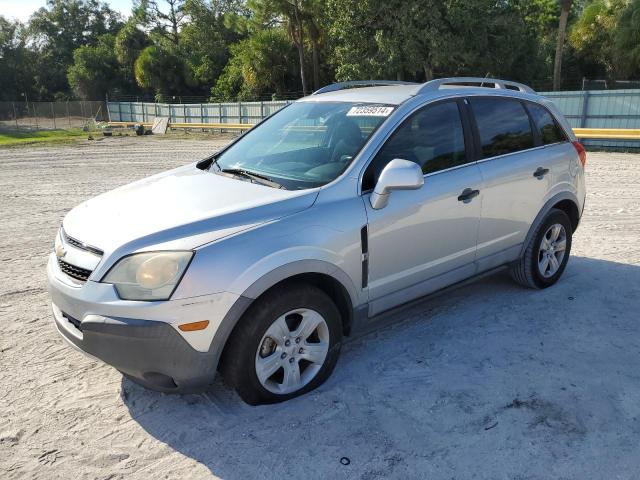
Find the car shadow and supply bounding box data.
[121,255,640,479]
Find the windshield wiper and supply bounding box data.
[218,167,285,189]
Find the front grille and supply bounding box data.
[62,229,104,256]
[57,257,93,282]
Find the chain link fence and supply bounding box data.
[0,101,108,132]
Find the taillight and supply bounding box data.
[572,141,586,168]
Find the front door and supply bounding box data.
[362,100,482,316]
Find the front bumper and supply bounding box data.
[47,253,241,392]
[52,304,217,391]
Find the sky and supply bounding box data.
[0,0,132,22]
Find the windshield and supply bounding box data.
[213,102,394,190]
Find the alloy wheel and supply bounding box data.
[538,223,567,278]
[255,308,330,395]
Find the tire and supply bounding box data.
[221,283,343,405]
[511,208,573,289]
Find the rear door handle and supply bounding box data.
[457,188,480,203]
[533,167,550,179]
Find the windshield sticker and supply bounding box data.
[346,106,394,117]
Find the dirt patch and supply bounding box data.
[504,397,587,437]
[1,139,640,479]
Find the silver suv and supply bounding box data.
[48,77,586,405]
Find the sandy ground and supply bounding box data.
[1,136,639,480]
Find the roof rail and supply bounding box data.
[312,80,419,95]
[416,77,535,94]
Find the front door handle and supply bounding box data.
[457,188,480,203]
[533,167,550,179]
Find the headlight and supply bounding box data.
[102,251,193,301]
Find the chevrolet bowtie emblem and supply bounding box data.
[55,243,67,259]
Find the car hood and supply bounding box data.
[63,163,318,269]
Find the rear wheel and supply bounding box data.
[221,283,342,405]
[511,208,573,289]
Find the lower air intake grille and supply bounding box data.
[57,258,92,282]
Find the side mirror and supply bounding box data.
[370,159,424,209]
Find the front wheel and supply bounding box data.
[511,208,573,289]
[221,283,342,405]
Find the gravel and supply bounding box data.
[1,136,639,479]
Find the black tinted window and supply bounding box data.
[471,98,534,158]
[363,101,467,190]
[527,103,566,145]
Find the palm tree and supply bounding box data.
[553,0,573,90]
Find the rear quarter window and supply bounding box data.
[470,97,534,158]
[526,103,567,145]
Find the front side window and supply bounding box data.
[213,102,393,190]
[526,103,567,145]
[470,97,534,158]
[363,101,468,191]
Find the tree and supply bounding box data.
[326,0,383,80]
[327,0,546,84]
[244,0,311,95]
[278,0,309,95]
[301,0,326,91]
[28,0,122,99]
[134,0,186,45]
[210,27,297,100]
[67,34,122,99]
[507,0,563,87]
[613,0,640,78]
[134,45,194,96]
[0,17,36,101]
[553,0,572,90]
[4,0,639,103]
[180,0,243,88]
[569,0,628,79]
[115,19,151,85]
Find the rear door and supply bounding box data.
[362,99,483,315]
[525,101,575,194]
[469,97,553,267]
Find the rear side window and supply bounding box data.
[362,101,468,190]
[470,98,534,158]
[526,103,567,145]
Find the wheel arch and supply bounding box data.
[248,272,354,336]
[520,192,580,258]
[209,261,359,372]
[553,199,580,232]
